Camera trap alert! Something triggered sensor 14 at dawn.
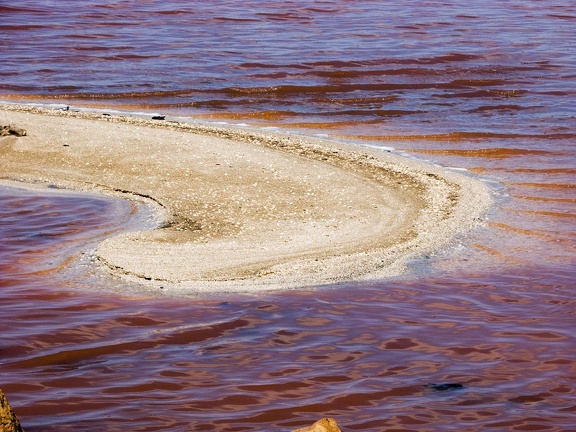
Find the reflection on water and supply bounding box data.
[0,185,574,431]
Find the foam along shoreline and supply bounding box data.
[0,104,492,294]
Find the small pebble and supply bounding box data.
[426,383,464,391]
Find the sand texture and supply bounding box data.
[0,104,492,294]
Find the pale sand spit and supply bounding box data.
[0,104,492,294]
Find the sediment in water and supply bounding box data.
[0,104,492,294]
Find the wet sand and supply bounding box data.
[0,104,491,293]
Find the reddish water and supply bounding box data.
[1,1,575,431]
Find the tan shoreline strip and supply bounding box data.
[0,104,492,293]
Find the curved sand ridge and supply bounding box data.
[1,104,492,293]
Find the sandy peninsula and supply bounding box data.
[0,104,491,294]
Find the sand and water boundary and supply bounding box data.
[1,104,492,294]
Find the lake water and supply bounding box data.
[0,1,575,431]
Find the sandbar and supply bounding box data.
[0,104,492,294]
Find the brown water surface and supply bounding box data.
[0,186,574,431]
[1,0,575,430]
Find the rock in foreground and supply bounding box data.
[292,417,342,432]
[0,389,25,432]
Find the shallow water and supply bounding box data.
[1,188,575,431]
[1,1,575,431]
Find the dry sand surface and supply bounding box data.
[0,104,492,294]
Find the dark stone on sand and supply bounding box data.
[0,124,27,137]
[151,115,166,120]
[0,389,25,432]
[426,382,464,391]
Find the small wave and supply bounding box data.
[338,131,576,142]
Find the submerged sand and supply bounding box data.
[0,104,491,294]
